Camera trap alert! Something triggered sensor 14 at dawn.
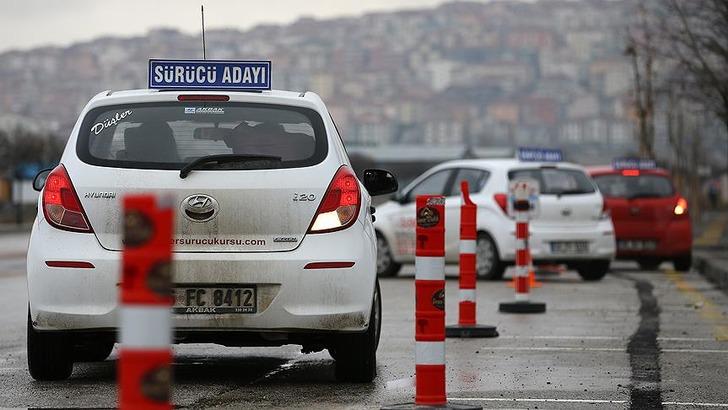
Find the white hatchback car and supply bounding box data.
[374,159,615,280]
[27,88,397,381]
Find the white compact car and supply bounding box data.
[374,158,615,280]
[27,87,397,381]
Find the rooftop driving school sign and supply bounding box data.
[148,59,271,90]
[517,147,563,162]
[612,157,657,170]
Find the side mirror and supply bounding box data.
[32,168,52,192]
[363,169,398,196]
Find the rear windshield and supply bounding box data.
[593,174,674,199]
[508,167,596,195]
[77,102,327,170]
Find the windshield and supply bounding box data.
[77,102,327,170]
[508,167,596,195]
[593,174,674,199]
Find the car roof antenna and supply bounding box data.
[201,5,207,60]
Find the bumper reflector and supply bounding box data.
[304,261,355,269]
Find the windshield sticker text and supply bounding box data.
[184,107,225,115]
[91,110,132,135]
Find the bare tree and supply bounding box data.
[656,0,728,169]
[625,2,656,159]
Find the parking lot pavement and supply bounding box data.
[1,259,727,408]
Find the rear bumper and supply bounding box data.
[614,218,692,259]
[500,220,615,262]
[27,217,376,334]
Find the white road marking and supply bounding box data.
[497,335,718,342]
[483,346,624,352]
[450,397,628,404]
[450,398,728,407]
[482,346,728,353]
[497,335,623,340]
[662,402,728,408]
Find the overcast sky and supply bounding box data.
[0,0,504,53]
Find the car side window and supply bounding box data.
[451,168,489,197]
[406,170,454,202]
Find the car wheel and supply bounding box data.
[27,309,74,381]
[673,254,692,272]
[638,258,662,271]
[333,280,381,383]
[74,341,114,362]
[376,232,401,277]
[576,260,610,281]
[476,232,505,280]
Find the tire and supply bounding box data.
[638,258,662,271]
[27,309,74,381]
[332,280,381,383]
[673,253,692,272]
[476,232,505,280]
[576,260,610,281]
[74,341,114,362]
[376,232,401,277]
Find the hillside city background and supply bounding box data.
[0,0,726,170]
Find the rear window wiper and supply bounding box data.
[179,154,282,179]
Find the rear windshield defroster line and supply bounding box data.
[76,101,328,171]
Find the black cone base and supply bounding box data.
[499,301,546,313]
[382,402,482,410]
[445,324,499,338]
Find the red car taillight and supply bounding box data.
[42,165,93,233]
[674,197,688,216]
[308,166,361,233]
[493,193,508,214]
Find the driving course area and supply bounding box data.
[0,233,727,409]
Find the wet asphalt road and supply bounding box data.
[1,235,728,408]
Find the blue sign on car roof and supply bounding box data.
[148,59,271,90]
[612,157,656,170]
[517,147,563,162]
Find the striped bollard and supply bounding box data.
[446,181,498,338]
[499,181,546,314]
[119,195,174,410]
[383,195,480,410]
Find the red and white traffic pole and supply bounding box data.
[499,183,546,314]
[119,195,174,410]
[446,181,498,338]
[383,195,479,410]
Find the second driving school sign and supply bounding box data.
[148,59,271,90]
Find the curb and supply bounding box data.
[694,250,728,294]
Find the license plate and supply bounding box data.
[550,241,589,254]
[173,285,257,314]
[618,240,657,251]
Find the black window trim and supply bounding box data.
[76,101,329,171]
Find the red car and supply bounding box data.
[588,164,692,271]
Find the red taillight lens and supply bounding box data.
[622,169,640,176]
[493,193,508,214]
[309,166,361,233]
[42,165,92,233]
[674,197,688,216]
[177,94,230,101]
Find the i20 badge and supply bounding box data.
[181,194,219,222]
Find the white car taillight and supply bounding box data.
[42,165,93,233]
[308,166,361,233]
